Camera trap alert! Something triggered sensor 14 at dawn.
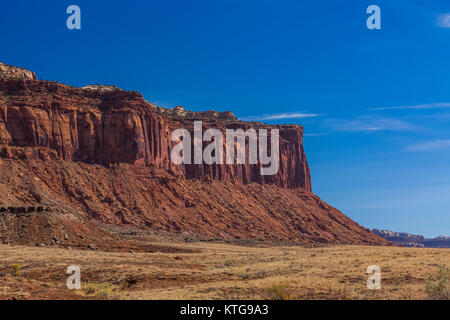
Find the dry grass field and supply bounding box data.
[0,242,448,300]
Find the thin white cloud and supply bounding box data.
[325,116,415,132]
[370,102,450,111]
[406,139,450,152]
[437,14,450,28]
[304,133,326,137]
[240,112,319,121]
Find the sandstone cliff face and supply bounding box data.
[0,78,311,190]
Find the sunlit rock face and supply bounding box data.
[0,62,37,80]
[0,66,311,190]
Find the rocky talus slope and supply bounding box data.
[0,62,389,246]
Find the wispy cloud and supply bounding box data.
[437,14,450,28]
[304,133,326,137]
[406,139,450,152]
[325,116,415,132]
[240,112,319,121]
[370,102,450,111]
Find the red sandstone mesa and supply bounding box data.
[0,62,388,245]
[0,78,310,190]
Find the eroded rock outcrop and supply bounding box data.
[82,85,122,93]
[160,105,237,121]
[0,62,37,80]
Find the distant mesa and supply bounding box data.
[372,229,450,248]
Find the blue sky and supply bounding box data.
[1,0,450,237]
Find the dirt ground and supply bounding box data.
[0,240,448,300]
